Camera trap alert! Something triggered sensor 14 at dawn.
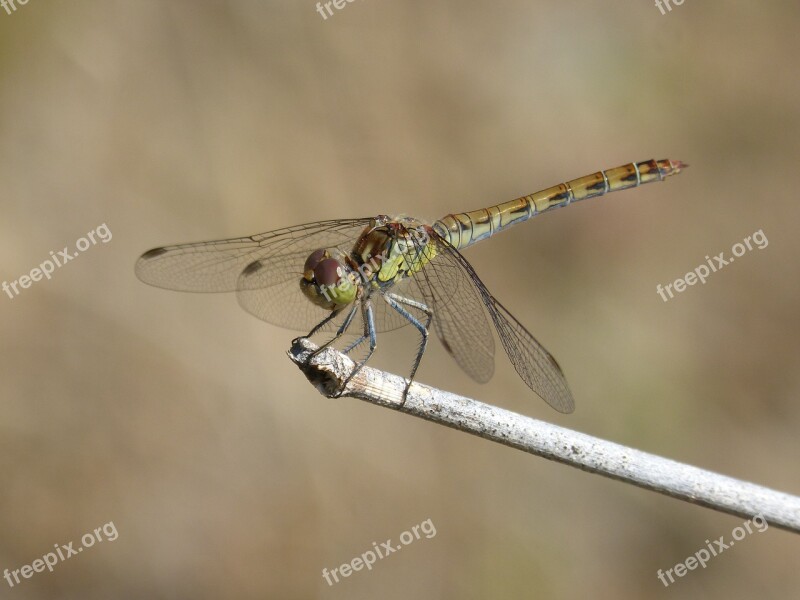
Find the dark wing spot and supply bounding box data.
[242,260,264,276]
[140,247,168,260]
[546,351,563,372]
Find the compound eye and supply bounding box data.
[314,258,344,287]
[303,249,327,281]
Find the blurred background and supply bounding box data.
[1,1,798,598]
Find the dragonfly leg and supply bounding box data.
[305,307,344,339]
[341,302,370,355]
[337,299,377,395]
[385,293,433,405]
[304,303,358,360]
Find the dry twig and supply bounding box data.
[288,338,800,534]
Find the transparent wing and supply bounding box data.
[135,219,372,293]
[401,236,495,384]
[424,235,575,414]
[136,217,425,332]
[487,296,575,413]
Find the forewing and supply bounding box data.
[135,219,371,293]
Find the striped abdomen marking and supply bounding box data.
[432,158,685,250]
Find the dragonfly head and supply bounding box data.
[300,248,359,309]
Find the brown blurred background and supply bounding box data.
[1,1,798,598]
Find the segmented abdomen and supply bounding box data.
[432,158,685,250]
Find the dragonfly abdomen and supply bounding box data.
[433,158,685,250]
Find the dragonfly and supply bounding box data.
[136,158,685,413]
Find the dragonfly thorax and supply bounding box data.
[353,216,436,287]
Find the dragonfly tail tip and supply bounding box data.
[670,159,689,172]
